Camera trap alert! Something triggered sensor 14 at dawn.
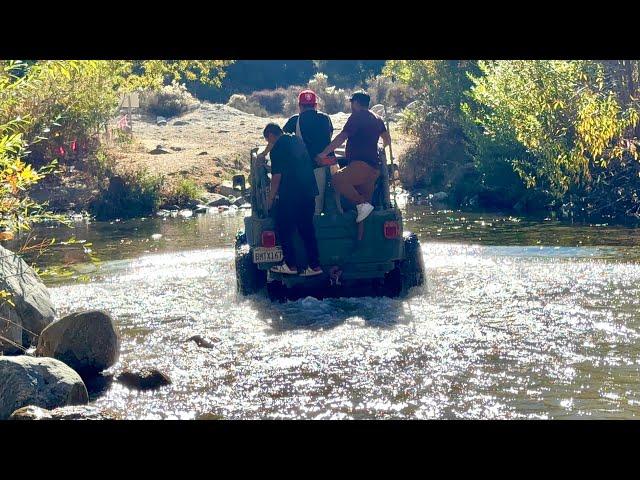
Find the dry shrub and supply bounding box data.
[367,75,415,110]
[309,73,350,114]
[141,82,200,118]
[227,94,268,117]
[248,89,288,114]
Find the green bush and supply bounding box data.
[85,147,117,180]
[90,169,164,220]
[165,178,205,206]
[366,75,415,109]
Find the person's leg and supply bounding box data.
[275,202,297,270]
[313,166,326,215]
[332,162,370,205]
[296,197,321,270]
[354,168,380,204]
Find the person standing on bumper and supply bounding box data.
[283,89,335,215]
[263,123,322,277]
[316,91,391,223]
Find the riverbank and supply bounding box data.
[31,101,413,219]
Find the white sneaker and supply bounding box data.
[270,264,298,275]
[300,267,323,277]
[355,202,374,223]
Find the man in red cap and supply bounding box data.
[281,89,335,215]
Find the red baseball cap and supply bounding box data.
[298,89,317,106]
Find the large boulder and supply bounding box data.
[9,405,119,420]
[0,356,88,419]
[116,368,171,391]
[206,193,232,207]
[36,310,120,377]
[0,245,56,354]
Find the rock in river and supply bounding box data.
[36,310,120,377]
[10,405,118,420]
[0,245,56,354]
[206,193,232,207]
[0,356,88,420]
[116,368,172,390]
[187,335,219,349]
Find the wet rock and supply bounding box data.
[148,144,171,155]
[0,245,56,354]
[187,335,219,349]
[169,146,184,151]
[0,356,89,419]
[203,182,219,193]
[9,405,118,420]
[156,116,167,126]
[116,368,172,390]
[194,205,208,214]
[198,151,208,156]
[215,185,241,197]
[173,120,189,126]
[9,405,53,420]
[36,310,120,377]
[206,194,232,207]
[233,197,248,207]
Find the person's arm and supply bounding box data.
[267,173,281,210]
[316,131,348,163]
[381,129,391,148]
[317,113,357,162]
[257,142,274,164]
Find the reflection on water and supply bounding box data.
[24,205,640,419]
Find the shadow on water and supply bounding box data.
[244,286,420,333]
[84,373,114,401]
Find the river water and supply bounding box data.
[21,202,640,419]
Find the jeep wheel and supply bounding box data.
[400,232,425,291]
[235,233,266,296]
[384,233,425,298]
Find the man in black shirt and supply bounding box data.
[263,123,322,277]
[282,90,335,214]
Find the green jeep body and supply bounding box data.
[235,145,424,301]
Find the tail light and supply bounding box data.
[261,231,276,247]
[384,221,400,239]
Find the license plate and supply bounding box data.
[253,246,283,263]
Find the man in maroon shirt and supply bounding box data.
[316,91,391,223]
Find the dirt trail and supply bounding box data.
[110,102,412,189]
[31,102,414,213]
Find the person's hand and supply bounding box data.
[315,153,325,165]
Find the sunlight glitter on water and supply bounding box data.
[44,232,640,419]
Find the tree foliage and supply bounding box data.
[389,59,640,219]
[465,60,639,199]
[0,59,231,231]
